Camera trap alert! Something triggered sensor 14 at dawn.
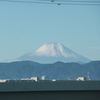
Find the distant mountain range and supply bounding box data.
[0,60,100,80]
[12,43,90,64]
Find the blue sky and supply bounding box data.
[0,0,100,61]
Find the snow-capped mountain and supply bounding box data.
[16,43,90,64]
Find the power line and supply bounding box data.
[41,0,100,3]
[0,0,100,6]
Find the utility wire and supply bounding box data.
[40,0,100,3]
[0,0,100,6]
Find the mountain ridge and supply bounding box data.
[0,60,100,80]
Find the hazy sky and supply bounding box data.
[0,0,100,61]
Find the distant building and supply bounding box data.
[41,75,49,80]
[30,77,40,82]
[52,79,57,82]
[77,77,86,81]
[21,78,29,80]
[0,79,6,82]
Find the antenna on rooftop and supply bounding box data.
[87,71,90,80]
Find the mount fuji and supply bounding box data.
[15,43,90,64]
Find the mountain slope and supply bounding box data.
[17,43,90,63]
[0,61,100,80]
